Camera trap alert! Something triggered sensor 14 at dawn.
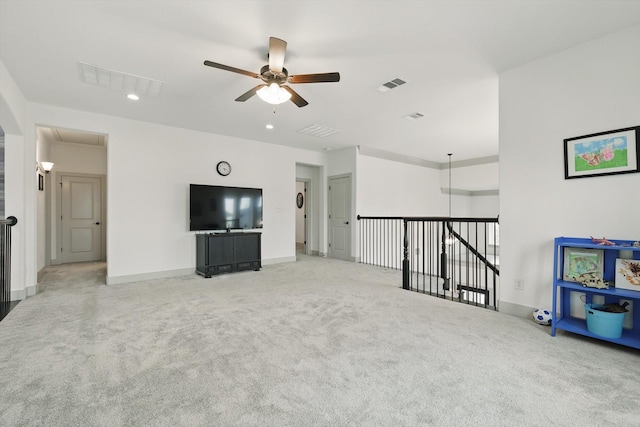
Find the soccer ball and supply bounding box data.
[533,308,552,325]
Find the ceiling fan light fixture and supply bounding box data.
[257,83,291,105]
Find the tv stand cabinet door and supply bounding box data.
[234,234,262,268]
[208,235,235,266]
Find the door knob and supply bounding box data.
[95,222,101,225]
[344,221,349,225]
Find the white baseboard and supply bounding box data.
[498,300,535,318]
[10,289,26,301]
[105,256,311,285]
[26,283,39,297]
[106,268,193,285]
[262,256,296,265]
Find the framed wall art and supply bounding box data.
[615,258,640,292]
[564,125,640,179]
[563,247,604,282]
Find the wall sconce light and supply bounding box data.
[36,161,55,174]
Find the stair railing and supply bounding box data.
[1,216,18,305]
[358,215,499,310]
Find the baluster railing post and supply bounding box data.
[1,216,18,305]
[441,220,449,291]
[402,219,409,290]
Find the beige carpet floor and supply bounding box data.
[1,255,639,426]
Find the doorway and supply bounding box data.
[37,126,108,268]
[295,181,307,254]
[328,174,351,261]
[59,174,104,263]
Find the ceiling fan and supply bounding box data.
[204,37,340,108]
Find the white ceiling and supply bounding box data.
[2,1,640,163]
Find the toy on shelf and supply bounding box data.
[570,272,610,289]
[590,236,615,246]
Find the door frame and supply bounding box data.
[327,173,353,261]
[296,179,310,254]
[53,172,107,265]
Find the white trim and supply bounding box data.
[441,188,499,197]
[440,155,499,169]
[10,289,26,301]
[263,256,296,265]
[498,300,536,318]
[26,283,38,297]
[106,268,193,285]
[358,146,440,169]
[358,145,499,170]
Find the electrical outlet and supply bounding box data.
[515,279,524,290]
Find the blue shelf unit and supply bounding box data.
[551,237,640,349]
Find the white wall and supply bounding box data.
[500,24,640,314]
[26,102,327,284]
[0,59,29,299]
[470,195,499,218]
[439,162,499,192]
[49,140,107,175]
[358,155,448,216]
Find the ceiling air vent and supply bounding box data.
[298,124,340,138]
[403,112,425,120]
[78,62,164,97]
[376,78,407,92]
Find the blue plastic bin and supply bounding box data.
[584,304,625,339]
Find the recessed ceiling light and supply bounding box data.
[265,124,274,130]
[127,93,139,101]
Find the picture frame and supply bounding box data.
[563,247,604,282]
[38,174,44,191]
[564,125,640,179]
[615,258,640,292]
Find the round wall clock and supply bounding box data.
[296,192,304,208]
[216,161,231,176]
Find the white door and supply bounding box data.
[328,175,351,261]
[61,175,102,263]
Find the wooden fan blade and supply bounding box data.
[268,37,287,73]
[282,86,309,108]
[204,60,259,78]
[289,72,340,84]
[235,84,266,102]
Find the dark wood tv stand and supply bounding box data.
[196,232,261,278]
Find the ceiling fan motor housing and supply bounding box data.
[260,65,288,84]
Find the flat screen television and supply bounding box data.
[190,184,263,231]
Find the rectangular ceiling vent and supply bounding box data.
[298,124,340,138]
[78,62,164,97]
[403,112,425,120]
[376,78,407,92]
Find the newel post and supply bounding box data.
[441,220,449,290]
[402,219,410,290]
